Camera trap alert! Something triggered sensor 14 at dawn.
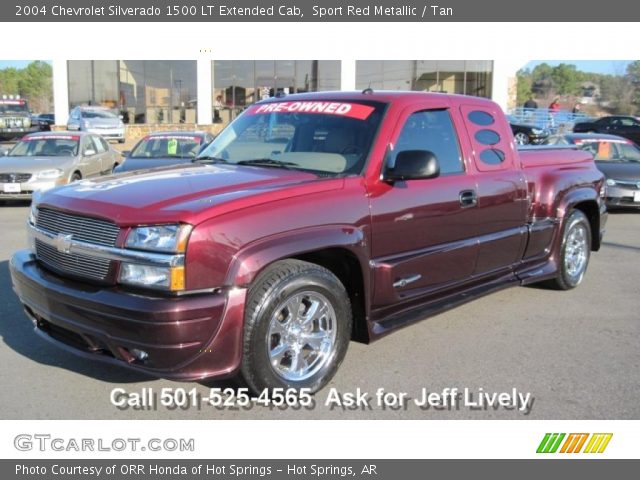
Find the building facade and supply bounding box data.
[53,59,518,126]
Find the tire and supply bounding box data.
[514,132,530,145]
[548,209,591,290]
[70,172,81,182]
[241,259,352,394]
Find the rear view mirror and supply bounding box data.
[121,150,131,157]
[384,150,440,182]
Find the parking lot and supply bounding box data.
[0,200,638,420]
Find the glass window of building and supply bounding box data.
[356,60,493,98]
[68,60,197,124]
[213,60,342,123]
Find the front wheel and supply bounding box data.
[241,259,352,394]
[549,209,591,290]
[514,132,530,145]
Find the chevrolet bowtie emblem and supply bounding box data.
[53,234,73,254]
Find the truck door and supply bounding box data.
[368,104,479,308]
[459,105,529,277]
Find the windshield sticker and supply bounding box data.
[24,135,80,141]
[167,138,178,155]
[144,135,202,142]
[575,138,629,145]
[249,102,375,120]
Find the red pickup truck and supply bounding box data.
[10,91,607,393]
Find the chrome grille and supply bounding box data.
[36,208,119,247]
[613,179,640,190]
[0,173,32,183]
[35,239,111,280]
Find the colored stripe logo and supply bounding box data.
[537,433,612,453]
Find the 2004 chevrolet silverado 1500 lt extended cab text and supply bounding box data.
[10,91,607,393]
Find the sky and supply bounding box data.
[0,60,51,69]
[523,60,634,75]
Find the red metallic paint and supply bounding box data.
[9,91,607,381]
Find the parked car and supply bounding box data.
[0,96,38,140]
[10,91,606,393]
[67,106,125,143]
[114,131,214,173]
[0,131,121,200]
[573,115,640,144]
[546,133,640,208]
[507,115,550,145]
[33,113,55,131]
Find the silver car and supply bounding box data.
[67,106,125,143]
[0,131,121,200]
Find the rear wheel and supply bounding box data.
[241,259,352,394]
[70,172,81,182]
[549,209,591,290]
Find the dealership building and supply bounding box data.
[51,60,520,126]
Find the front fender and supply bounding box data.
[227,225,369,287]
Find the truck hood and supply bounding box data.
[596,161,640,181]
[38,163,343,226]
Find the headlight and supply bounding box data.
[125,224,192,253]
[28,195,40,225]
[0,118,5,128]
[24,118,31,128]
[606,178,617,187]
[119,263,185,291]
[531,128,543,134]
[37,169,64,179]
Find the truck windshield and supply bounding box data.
[131,135,203,159]
[0,102,29,114]
[9,136,80,157]
[197,100,386,175]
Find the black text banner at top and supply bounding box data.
[6,0,640,22]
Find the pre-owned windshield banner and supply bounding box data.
[6,0,640,22]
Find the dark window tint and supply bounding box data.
[479,149,505,165]
[475,129,500,145]
[468,110,494,126]
[395,110,464,175]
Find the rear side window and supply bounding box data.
[395,110,464,175]
[462,106,513,171]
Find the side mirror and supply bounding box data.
[84,149,96,156]
[121,150,131,157]
[384,150,440,182]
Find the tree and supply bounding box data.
[0,61,53,112]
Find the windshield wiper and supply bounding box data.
[237,158,299,169]
[193,156,229,164]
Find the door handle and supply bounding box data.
[459,190,478,208]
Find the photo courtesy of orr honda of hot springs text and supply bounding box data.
[10,91,607,394]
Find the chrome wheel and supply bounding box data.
[564,223,589,278]
[514,132,529,145]
[267,291,337,382]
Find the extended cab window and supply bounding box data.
[395,110,464,175]
[197,100,386,175]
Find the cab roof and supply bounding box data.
[254,90,498,109]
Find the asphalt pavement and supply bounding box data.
[0,202,638,420]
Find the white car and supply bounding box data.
[67,106,125,143]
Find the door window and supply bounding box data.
[395,110,464,175]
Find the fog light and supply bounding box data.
[131,349,149,361]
